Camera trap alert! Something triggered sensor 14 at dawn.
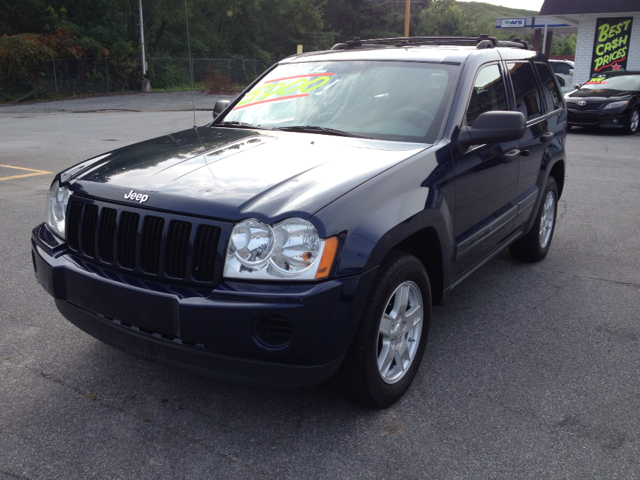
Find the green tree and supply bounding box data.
[416,0,469,37]
[551,34,576,56]
[324,0,431,42]
[0,0,59,35]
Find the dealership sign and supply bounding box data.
[592,17,633,73]
[501,18,525,28]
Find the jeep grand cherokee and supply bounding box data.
[32,36,567,408]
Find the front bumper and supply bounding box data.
[32,223,377,388]
[567,108,632,128]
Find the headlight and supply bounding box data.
[224,218,338,280]
[603,100,630,110]
[228,218,275,267]
[46,179,70,239]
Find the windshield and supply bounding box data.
[581,74,640,92]
[219,60,458,143]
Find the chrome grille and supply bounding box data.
[65,196,222,285]
[567,102,601,111]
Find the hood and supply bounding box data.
[70,126,426,223]
[567,89,635,100]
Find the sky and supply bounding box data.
[457,0,544,12]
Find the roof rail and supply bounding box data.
[499,38,534,50]
[331,34,532,51]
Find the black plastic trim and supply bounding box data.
[56,299,343,389]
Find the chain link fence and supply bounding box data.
[0,57,267,101]
[148,58,263,89]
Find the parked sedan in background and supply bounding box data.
[565,71,640,134]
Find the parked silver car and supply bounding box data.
[549,59,575,93]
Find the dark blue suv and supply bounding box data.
[32,36,567,408]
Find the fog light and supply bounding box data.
[253,315,293,348]
[613,119,619,124]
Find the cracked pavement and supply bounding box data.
[1,95,639,479]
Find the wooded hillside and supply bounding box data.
[0,0,542,61]
[1,0,576,101]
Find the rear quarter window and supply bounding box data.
[535,63,562,112]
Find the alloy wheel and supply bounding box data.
[631,110,639,133]
[377,280,423,384]
[539,191,556,249]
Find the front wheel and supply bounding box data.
[509,176,558,262]
[626,108,639,134]
[337,251,431,408]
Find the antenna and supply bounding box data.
[184,0,197,128]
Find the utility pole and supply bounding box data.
[404,0,411,37]
[139,0,150,91]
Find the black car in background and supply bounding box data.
[566,71,640,134]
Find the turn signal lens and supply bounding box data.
[315,237,338,279]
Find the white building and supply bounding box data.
[540,0,640,83]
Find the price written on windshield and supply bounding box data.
[234,73,334,109]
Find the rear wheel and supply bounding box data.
[509,177,558,262]
[337,251,431,408]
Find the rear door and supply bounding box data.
[534,60,566,184]
[505,60,548,225]
[508,60,565,227]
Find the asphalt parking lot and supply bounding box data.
[1,93,639,479]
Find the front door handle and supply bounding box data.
[501,149,520,163]
[540,131,554,142]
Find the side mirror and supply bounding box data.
[213,100,231,119]
[574,83,582,89]
[458,111,525,148]
[569,68,574,75]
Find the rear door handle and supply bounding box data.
[501,149,520,163]
[540,131,554,142]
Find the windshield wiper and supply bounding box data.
[217,121,274,130]
[276,125,371,138]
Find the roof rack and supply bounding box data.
[331,35,533,51]
[500,38,533,50]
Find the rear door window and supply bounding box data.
[535,63,562,112]
[507,62,542,121]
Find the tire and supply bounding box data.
[509,176,558,262]
[337,251,431,408]
[626,108,639,134]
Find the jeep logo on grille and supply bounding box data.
[124,190,149,203]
